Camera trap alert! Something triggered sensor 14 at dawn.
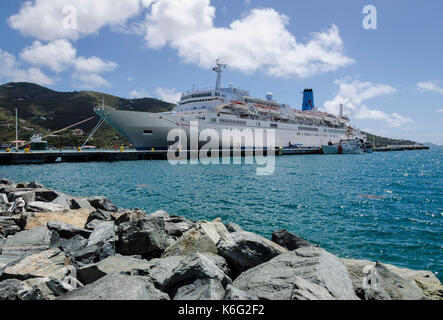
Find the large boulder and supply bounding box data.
[87,221,116,246]
[162,221,231,257]
[341,259,432,300]
[0,279,24,300]
[271,229,313,250]
[233,246,358,300]
[86,210,113,225]
[87,197,118,212]
[224,284,259,300]
[77,254,152,285]
[26,202,65,213]
[20,277,73,300]
[59,273,169,300]
[24,209,93,231]
[114,209,147,225]
[162,252,232,297]
[47,221,91,239]
[71,242,115,268]
[0,216,24,237]
[133,255,184,289]
[164,215,195,238]
[291,276,336,300]
[217,230,287,276]
[1,226,51,258]
[50,234,88,258]
[174,279,225,300]
[0,249,71,281]
[116,216,169,258]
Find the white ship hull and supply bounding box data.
[96,109,353,150]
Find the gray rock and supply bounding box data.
[84,219,106,230]
[114,209,147,225]
[21,277,73,300]
[47,220,91,239]
[26,181,44,189]
[165,215,195,238]
[1,226,51,258]
[233,247,358,300]
[116,216,169,258]
[69,197,94,211]
[217,230,287,276]
[50,234,88,257]
[224,222,244,233]
[87,221,116,246]
[364,262,427,300]
[86,210,113,225]
[0,216,22,237]
[0,179,14,186]
[26,202,65,213]
[60,273,170,300]
[72,241,115,267]
[77,254,151,285]
[34,189,59,202]
[1,249,71,281]
[163,252,232,296]
[162,221,231,257]
[87,197,118,212]
[0,279,23,300]
[174,279,225,300]
[271,229,313,250]
[202,252,231,276]
[341,258,442,300]
[134,255,184,289]
[291,276,335,300]
[224,284,259,300]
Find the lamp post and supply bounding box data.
[15,108,19,152]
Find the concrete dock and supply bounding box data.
[0,145,429,165]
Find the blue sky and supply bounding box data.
[0,0,442,144]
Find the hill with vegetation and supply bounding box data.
[0,82,174,148]
[0,82,419,149]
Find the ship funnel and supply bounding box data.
[302,89,314,111]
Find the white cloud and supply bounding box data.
[417,81,443,95]
[19,40,117,88]
[0,49,54,86]
[72,73,111,89]
[436,109,443,113]
[323,78,412,127]
[129,88,151,98]
[155,87,181,103]
[143,0,353,78]
[19,40,76,72]
[8,0,144,41]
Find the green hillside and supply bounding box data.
[0,82,174,148]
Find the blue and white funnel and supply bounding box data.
[302,89,314,111]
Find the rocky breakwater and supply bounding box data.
[0,179,442,301]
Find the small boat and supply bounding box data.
[30,134,48,151]
[321,127,365,154]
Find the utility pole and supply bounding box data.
[15,108,18,152]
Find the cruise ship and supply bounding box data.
[95,60,366,150]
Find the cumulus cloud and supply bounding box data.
[0,49,54,85]
[155,87,181,103]
[324,78,413,127]
[19,40,117,88]
[8,0,143,41]
[143,0,353,78]
[417,81,443,95]
[129,88,151,98]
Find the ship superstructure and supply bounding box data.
[95,60,366,150]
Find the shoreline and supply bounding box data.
[1,179,442,300]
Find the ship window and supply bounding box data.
[270,123,278,128]
[143,130,153,135]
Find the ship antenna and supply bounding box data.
[213,58,227,90]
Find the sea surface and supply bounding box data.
[1,149,442,280]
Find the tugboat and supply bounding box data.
[321,127,365,154]
[30,133,48,151]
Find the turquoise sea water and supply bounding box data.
[1,149,442,280]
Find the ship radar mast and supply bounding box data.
[213,59,227,90]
